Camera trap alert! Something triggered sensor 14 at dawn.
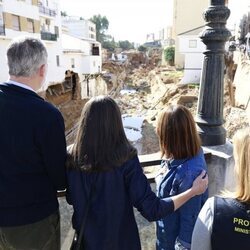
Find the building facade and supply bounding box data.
[62,16,96,40]
[61,17,103,98]
[0,0,64,86]
[178,26,206,84]
[0,0,103,98]
[172,0,209,68]
[62,33,102,75]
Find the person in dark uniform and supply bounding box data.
[191,128,250,250]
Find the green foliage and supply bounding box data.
[138,45,147,52]
[90,15,109,43]
[118,40,134,50]
[164,46,175,64]
[102,36,117,51]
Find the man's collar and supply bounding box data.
[6,80,35,93]
[0,82,44,101]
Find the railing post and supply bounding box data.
[196,0,231,146]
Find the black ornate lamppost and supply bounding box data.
[196,0,231,146]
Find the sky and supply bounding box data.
[228,0,250,28]
[60,0,249,44]
[60,0,173,44]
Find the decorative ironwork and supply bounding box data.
[195,0,231,146]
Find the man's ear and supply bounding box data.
[39,64,47,77]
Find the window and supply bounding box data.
[56,55,60,67]
[27,18,34,33]
[54,26,59,37]
[189,40,197,48]
[71,58,75,68]
[45,19,50,26]
[92,44,99,56]
[12,15,20,31]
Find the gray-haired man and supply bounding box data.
[0,37,66,249]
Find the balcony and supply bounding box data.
[0,24,5,36]
[39,4,56,17]
[41,31,57,41]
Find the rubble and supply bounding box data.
[42,52,249,150]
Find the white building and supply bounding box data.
[61,17,102,75]
[178,26,206,84]
[0,0,64,86]
[61,18,104,98]
[62,16,96,40]
[0,0,105,98]
[61,34,104,98]
[62,33,102,75]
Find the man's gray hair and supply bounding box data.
[7,37,48,77]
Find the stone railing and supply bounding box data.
[57,151,212,197]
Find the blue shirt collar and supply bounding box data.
[6,80,35,92]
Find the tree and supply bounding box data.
[138,45,147,52]
[102,36,117,51]
[118,40,134,50]
[90,15,109,43]
[164,46,175,65]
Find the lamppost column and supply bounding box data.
[196,0,231,146]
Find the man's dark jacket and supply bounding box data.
[0,83,66,226]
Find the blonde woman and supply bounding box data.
[191,128,250,250]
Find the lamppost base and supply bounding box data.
[196,123,226,146]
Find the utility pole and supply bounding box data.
[196,0,231,146]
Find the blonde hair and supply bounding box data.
[223,128,250,203]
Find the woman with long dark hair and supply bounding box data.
[66,96,208,250]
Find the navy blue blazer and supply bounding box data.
[0,83,66,226]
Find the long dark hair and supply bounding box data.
[157,105,201,159]
[68,96,137,171]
